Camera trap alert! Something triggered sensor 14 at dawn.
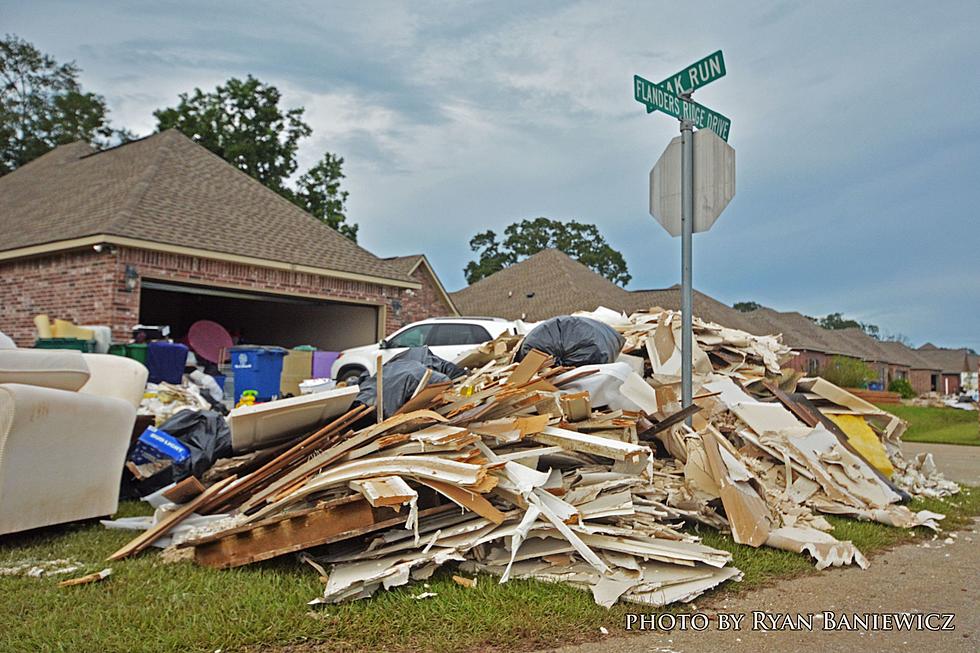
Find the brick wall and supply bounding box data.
[785,350,829,376]
[396,263,455,326]
[909,369,936,396]
[0,246,448,346]
[0,249,118,346]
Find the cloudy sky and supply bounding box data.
[5,1,978,348]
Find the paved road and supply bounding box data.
[542,519,979,653]
[901,442,980,485]
[538,442,979,653]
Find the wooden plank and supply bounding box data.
[199,405,371,514]
[417,478,506,525]
[187,499,455,569]
[508,349,550,386]
[107,475,238,561]
[162,476,205,504]
[764,381,819,427]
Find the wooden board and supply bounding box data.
[107,475,238,561]
[184,496,455,569]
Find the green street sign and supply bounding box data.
[656,50,726,103]
[633,74,732,141]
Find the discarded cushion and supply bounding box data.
[517,316,625,367]
[0,348,91,391]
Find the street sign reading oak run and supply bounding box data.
[646,50,727,114]
[634,74,732,141]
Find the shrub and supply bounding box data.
[888,377,916,399]
[818,356,877,389]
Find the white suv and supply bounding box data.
[330,317,520,385]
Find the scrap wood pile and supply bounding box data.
[106,308,959,608]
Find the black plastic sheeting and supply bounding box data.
[355,347,464,420]
[516,316,625,367]
[124,409,232,497]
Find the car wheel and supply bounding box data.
[338,366,367,387]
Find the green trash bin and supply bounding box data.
[108,344,127,357]
[34,337,95,352]
[124,343,148,364]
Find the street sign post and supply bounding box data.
[647,50,727,111]
[634,74,732,141]
[634,52,735,422]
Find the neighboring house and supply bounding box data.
[449,248,754,329]
[916,344,976,395]
[382,255,458,324]
[451,250,971,397]
[876,340,943,395]
[0,130,453,350]
[738,308,850,375]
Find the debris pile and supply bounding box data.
[106,307,959,608]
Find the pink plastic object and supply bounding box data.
[187,320,234,364]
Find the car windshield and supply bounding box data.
[387,324,433,348]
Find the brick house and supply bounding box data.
[0,130,455,350]
[916,344,975,395]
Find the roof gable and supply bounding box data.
[0,130,413,285]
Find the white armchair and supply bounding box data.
[0,349,148,535]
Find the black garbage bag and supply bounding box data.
[156,409,233,481]
[354,350,457,421]
[516,316,625,367]
[123,409,232,498]
[390,346,466,379]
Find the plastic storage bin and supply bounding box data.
[230,346,288,402]
[124,343,148,364]
[33,337,95,352]
[146,342,189,384]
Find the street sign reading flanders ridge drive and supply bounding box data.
[633,50,736,423]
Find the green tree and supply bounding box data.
[818,356,877,389]
[292,152,357,240]
[464,218,631,285]
[0,34,118,175]
[818,312,879,339]
[733,301,762,312]
[155,76,358,240]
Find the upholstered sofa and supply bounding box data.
[0,349,147,535]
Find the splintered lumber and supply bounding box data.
[182,496,457,569]
[416,478,506,525]
[532,426,650,463]
[107,475,238,561]
[58,568,112,588]
[199,405,372,514]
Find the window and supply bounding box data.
[427,323,491,346]
[807,357,819,375]
[387,324,433,348]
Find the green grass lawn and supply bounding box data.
[1,488,977,653]
[877,403,980,446]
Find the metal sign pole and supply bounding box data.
[680,119,694,423]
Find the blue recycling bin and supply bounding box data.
[146,342,189,384]
[230,346,288,402]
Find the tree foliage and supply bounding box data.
[155,75,357,240]
[888,377,916,399]
[733,301,762,312]
[0,34,119,175]
[814,312,880,339]
[292,152,357,240]
[818,356,877,389]
[464,218,631,286]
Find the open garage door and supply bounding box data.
[139,280,381,351]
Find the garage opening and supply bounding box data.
[139,280,380,351]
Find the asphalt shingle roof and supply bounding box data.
[0,130,413,285]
